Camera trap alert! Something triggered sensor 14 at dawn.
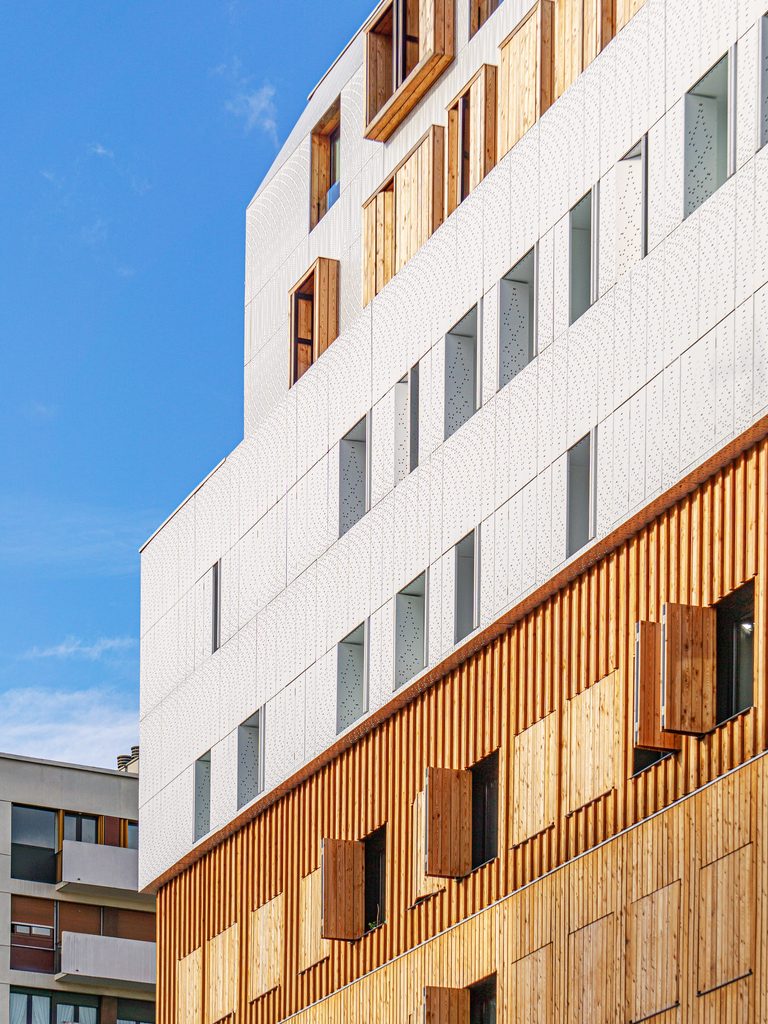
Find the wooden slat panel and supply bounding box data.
[206,923,238,1023]
[698,843,754,995]
[627,881,680,1021]
[321,838,364,941]
[424,986,470,1024]
[425,766,471,878]
[177,947,202,1024]
[411,789,445,902]
[511,711,557,846]
[661,602,717,734]
[298,869,329,973]
[566,671,619,814]
[507,944,552,1022]
[362,199,377,307]
[615,0,646,32]
[634,621,681,751]
[249,894,283,1001]
[567,915,615,1023]
[314,257,339,357]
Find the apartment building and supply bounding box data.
[0,753,155,1024]
[140,0,768,1019]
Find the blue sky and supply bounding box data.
[0,0,369,766]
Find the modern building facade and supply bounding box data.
[0,753,155,1024]
[140,0,768,1019]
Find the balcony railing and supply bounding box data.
[57,840,149,903]
[56,932,156,991]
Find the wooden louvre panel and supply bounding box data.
[249,894,283,1001]
[206,923,238,1024]
[498,1,554,157]
[321,838,364,941]
[511,712,557,846]
[566,671,619,815]
[634,621,681,751]
[411,790,444,902]
[697,843,753,995]
[446,65,497,216]
[567,914,615,1023]
[626,881,681,1022]
[615,0,645,32]
[508,945,552,1022]
[177,947,202,1024]
[298,868,330,973]
[425,766,472,878]
[424,986,470,1024]
[553,0,612,101]
[11,894,54,926]
[661,602,716,735]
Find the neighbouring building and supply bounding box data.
[0,752,155,1024]
[140,0,768,1020]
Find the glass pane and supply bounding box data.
[32,997,50,1024]
[735,617,754,713]
[10,993,28,1024]
[13,806,56,848]
[63,815,77,842]
[127,823,139,850]
[81,817,97,844]
[57,1006,75,1024]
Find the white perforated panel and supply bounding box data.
[336,623,366,732]
[395,574,426,689]
[194,752,211,842]
[684,56,728,218]
[444,308,478,439]
[339,418,367,536]
[237,710,263,809]
[615,150,644,278]
[762,17,768,149]
[499,253,534,388]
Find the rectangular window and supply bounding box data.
[194,751,211,843]
[126,821,139,850]
[499,248,536,389]
[762,16,768,149]
[470,751,498,869]
[53,995,99,1024]
[289,257,340,386]
[337,622,367,732]
[469,974,498,1024]
[569,190,595,325]
[395,571,427,688]
[310,97,341,230]
[11,805,57,883]
[11,896,55,974]
[117,999,156,1024]
[566,432,595,557]
[363,825,386,931]
[339,416,369,536]
[63,813,98,844]
[716,579,755,724]
[211,559,221,654]
[632,746,669,775]
[446,66,497,215]
[237,709,264,809]
[10,990,52,1024]
[616,138,648,277]
[455,529,477,643]
[470,0,501,36]
[394,365,420,483]
[409,362,419,471]
[445,306,479,439]
[684,53,730,217]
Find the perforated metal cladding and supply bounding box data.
[395,587,425,689]
[684,93,721,217]
[237,713,262,808]
[336,626,366,732]
[499,278,532,388]
[339,423,367,536]
[616,153,644,278]
[444,310,478,439]
[194,754,211,842]
[394,378,410,485]
[762,18,768,149]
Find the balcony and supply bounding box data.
[56,840,151,905]
[56,932,156,991]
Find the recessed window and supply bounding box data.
[310,97,341,230]
[211,559,221,654]
[469,974,497,1024]
[394,365,420,484]
[363,825,386,931]
[446,66,497,214]
[569,190,595,325]
[499,248,536,389]
[761,16,768,149]
[470,0,501,37]
[409,362,419,472]
[117,998,156,1024]
[63,812,98,844]
[445,306,479,439]
[339,416,369,536]
[11,805,57,883]
[194,751,211,842]
[566,432,595,557]
[684,53,730,217]
[237,709,264,809]
[337,622,367,732]
[126,821,139,850]
[455,529,478,643]
[395,571,427,688]
[10,991,51,1024]
[10,895,55,973]
[289,258,340,387]
[470,751,498,869]
[616,138,648,276]
[716,579,754,724]
[632,747,669,775]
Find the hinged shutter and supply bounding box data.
[248,894,283,1001]
[661,603,716,734]
[411,790,445,902]
[634,621,681,751]
[298,868,330,972]
[321,838,364,941]
[177,947,202,1024]
[424,986,470,1024]
[425,766,472,878]
[206,923,238,1023]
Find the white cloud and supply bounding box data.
[89,142,115,159]
[23,636,136,661]
[0,686,138,769]
[226,83,278,144]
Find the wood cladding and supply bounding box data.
[321,838,364,941]
[424,986,469,1022]
[298,869,329,973]
[310,100,340,231]
[176,947,202,1024]
[662,602,717,735]
[565,670,619,814]
[206,923,238,1023]
[249,894,283,1001]
[615,0,646,32]
[446,65,497,216]
[553,0,614,101]
[156,435,768,1024]
[627,880,681,1021]
[510,711,557,846]
[424,766,471,878]
[498,1,554,158]
[634,620,682,752]
[411,789,444,902]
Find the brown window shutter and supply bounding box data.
[634,621,681,751]
[58,901,101,938]
[102,815,121,846]
[425,766,471,878]
[321,838,364,941]
[424,986,470,1024]
[661,603,716,734]
[11,894,54,927]
[411,790,445,903]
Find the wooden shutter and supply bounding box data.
[615,0,645,32]
[553,0,612,101]
[697,843,753,995]
[511,712,557,846]
[249,893,283,1001]
[314,257,339,358]
[206,923,238,1024]
[425,766,472,878]
[634,621,681,751]
[446,66,497,216]
[177,947,202,1024]
[321,838,364,941]
[58,901,101,937]
[627,881,680,1021]
[566,671,619,815]
[424,986,470,1024]
[394,126,445,272]
[661,603,716,734]
[298,868,330,972]
[411,790,445,902]
[498,2,554,157]
[102,815,121,846]
[567,914,615,1023]
[508,945,552,1022]
[103,907,155,942]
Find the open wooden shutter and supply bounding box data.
[321,838,364,941]
[661,603,716,735]
[411,790,445,902]
[425,766,472,878]
[424,986,470,1024]
[446,65,497,216]
[313,257,339,358]
[498,1,554,157]
[634,622,681,751]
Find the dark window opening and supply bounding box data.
[716,579,755,724]
[471,751,498,869]
[632,747,670,776]
[211,559,221,654]
[117,999,156,1024]
[63,813,98,845]
[11,805,57,883]
[363,825,386,931]
[469,974,497,1024]
[460,93,471,203]
[409,362,420,472]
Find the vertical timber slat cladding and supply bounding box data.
[498,1,554,158]
[156,436,768,1023]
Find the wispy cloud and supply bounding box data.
[213,59,279,146]
[89,142,115,159]
[80,217,109,247]
[23,636,136,661]
[25,400,57,421]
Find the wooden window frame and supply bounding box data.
[446,65,497,216]
[310,98,341,231]
[661,603,717,735]
[288,257,340,387]
[470,0,501,38]
[498,1,554,158]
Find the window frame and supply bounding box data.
[566,430,597,558]
[310,97,341,231]
[211,559,221,654]
[497,245,537,390]
[63,812,99,845]
[237,708,265,809]
[715,579,755,726]
[394,570,428,689]
[683,50,734,219]
[336,620,369,734]
[363,825,387,932]
[454,528,479,644]
[470,751,499,870]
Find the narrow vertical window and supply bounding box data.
[339,416,368,536]
[569,190,594,325]
[469,974,497,1024]
[211,560,221,654]
[310,97,341,229]
[337,621,367,732]
[446,66,497,215]
[394,365,420,483]
[470,0,501,37]
[237,710,264,809]
[455,529,477,643]
[445,306,479,439]
[395,571,427,688]
[363,825,386,931]
[761,17,768,150]
[684,53,730,217]
[716,580,755,724]
[409,362,420,471]
[498,247,536,389]
[289,258,340,387]
[194,751,211,842]
[616,137,648,277]
[566,432,595,557]
[470,751,498,869]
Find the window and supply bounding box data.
[499,248,536,388]
[616,138,648,276]
[470,0,501,36]
[363,825,386,931]
[337,622,367,732]
[11,991,100,1024]
[289,257,340,386]
[470,751,498,869]
[53,995,98,1024]
[566,432,595,557]
[632,747,669,775]
[446,66,497,215]
[211,560,221,654]
[310,97,341,230]
[339,416,368,536]
[445,306,479,439]
[409,363,419,472]
[395,571,427,688]
[11,896,55,973]
[762,16,768,149]
[117,999,155,1024]
[394,365,419,484]
[63,813,98,844]
[569,190,596,325]
[194,751,211,842]
[10,990,51,1024]
[684,53,731,217]
[11,805,57,883]
[469,974,497,1024]
[455,529,478,643]
[237,709,264,808]
[716,579,755,724]
[126,821,139,850]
